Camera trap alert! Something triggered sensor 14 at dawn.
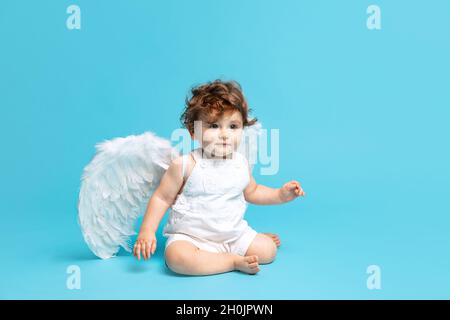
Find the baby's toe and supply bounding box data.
[265,233,279,240]
[245,255,258,264]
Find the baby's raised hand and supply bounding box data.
[279,180,305,203]
[133,231,157,261]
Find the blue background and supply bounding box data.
[1,0,449,299]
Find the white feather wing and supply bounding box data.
[77,132,179,259]
[237,121,262,171]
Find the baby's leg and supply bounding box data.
[262,233,281,247]
[165,240,260,276]
[245,233,278,264]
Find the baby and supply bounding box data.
[133,80,305,275]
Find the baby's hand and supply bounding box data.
[279,180,305,203]
[133,231,157,261]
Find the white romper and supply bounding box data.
[163,147,258,256]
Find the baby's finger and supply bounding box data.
[142,242,147,260]
[151,240,157,255]
[140,242,146,260]
[145,242,151,260]
[136,243,142,260]
[134,242,139,257]
[146,242,151,260]
[140,246,145,261]
[141,244,147,260]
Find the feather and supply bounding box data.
[237,120,262,172]
[78,131,179,259]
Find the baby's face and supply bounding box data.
[193,110,243,159]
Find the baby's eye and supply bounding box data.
[209,123,219,129]
[230,124,240,129]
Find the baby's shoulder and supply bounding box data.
[171,152,195,166]
[170,152,195,180]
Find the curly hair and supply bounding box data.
[180,79,258,135]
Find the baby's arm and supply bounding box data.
[243,164,305,205]
[133,157,185,260]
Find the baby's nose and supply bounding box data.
[219,131,229,139]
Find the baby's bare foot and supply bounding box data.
[234,255,260,274]
[263,233,281,247]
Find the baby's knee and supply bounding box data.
[258,239,277,264]
[164,242,196,273]
[265,241,278,263]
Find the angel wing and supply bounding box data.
[236,120,262,172]
[77,132,179,259]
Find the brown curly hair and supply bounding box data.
[180,79,258,135]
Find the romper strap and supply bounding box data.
[181,153,189,180]
[190,148,202,162]
[181,149,199,179]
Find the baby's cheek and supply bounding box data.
[233,130,243,141]
[201,131,215,143]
